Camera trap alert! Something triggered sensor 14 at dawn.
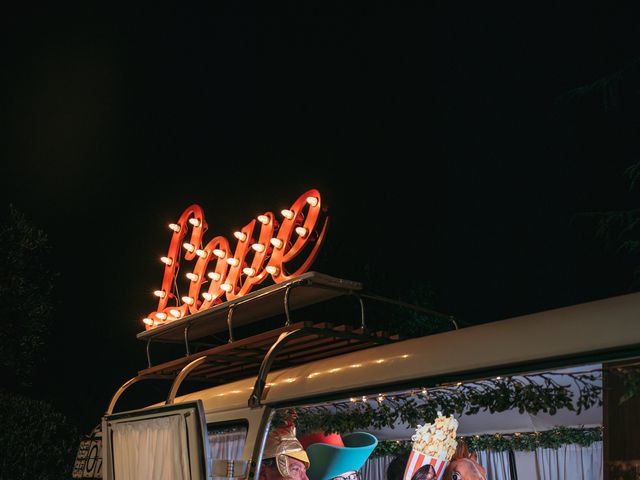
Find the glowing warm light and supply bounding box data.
[160,256,173,266]
[285,378,296,383]
[281,209,294,220]
[295,226,308,237]
[169,223,181,233]
[188,218,201,227]
[421,388,428,395]
[270,238,284,249]
[220,283,232,292]
[182,296,194,305]
[350,364,362,368]
[329,368,342,373]
[265,266,279,275]
[195,249,207,258]
[496,376,502,380]
[350,398,356,403]
[307,373,320,378]
[155,312,167,320]
[226,258,240,267]
[213,249,226,258]
[169,309,181,318]
[251,243,265,253]
[375,359,385,364]
[153,290,166,299]
[257,215,269,225]
[183,242,195,253]
[233,231,247,242]
[456,382,462,386]
[143,318,154,326]
[208,272,221,281]
[306,196,319,207]
[377,395,385,403]
[243,267,256,277]
[186,273,199,282]
[202,292,213,301]
[361,396,367,402]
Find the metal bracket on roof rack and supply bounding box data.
[227,306,236,343]
[146,339,153,368]
[166,356,209,405]
[248,328,309,408]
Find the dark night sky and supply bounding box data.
[1,3,639,431]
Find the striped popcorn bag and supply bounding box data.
[402,449,449,480]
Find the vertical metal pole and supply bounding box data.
[184,324,191,356]
[284,286,293,326]
[146,339,153,368]
[227,306,235,343]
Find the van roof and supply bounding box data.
[176,292,640,414]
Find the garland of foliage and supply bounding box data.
[370,427,603,457]
[274,371,601,436]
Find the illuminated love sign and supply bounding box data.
[142,189,328,329]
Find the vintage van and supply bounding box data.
[72,271,640,479]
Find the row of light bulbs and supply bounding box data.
[144,197,319,327]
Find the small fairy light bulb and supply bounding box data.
[183,242,195,253]
[181,296,195,306]
[495,376,502,380]
[456,382,462,386]
[257,215,269,225]
[233,231,247,242]
[377,395,385,403]
[226,257,240,267]
[220,283,232,292]
[202,292,213,301]
[195,249,207,258]
[295,226,308,237]
[153,290,166,299]
[270,238,284,249]
[169,309,182,318]
[160,256,173,266]
[281,209,294,220]
[207,271,221,281]
[169,223,181,233]
[155,312,167,320]
[188,218,201,227]
[251,243,265,253]
[421,388,428,395]
[306,196,319,207]
[361,396,367,402]
[350,397,357,403]
[186,273,199,282]
[213,249,226,259]
[265,265,279,275]
[243,267,256,277]
[143,318,154,326]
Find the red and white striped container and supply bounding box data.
[402,448,449,480]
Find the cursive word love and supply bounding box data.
[142,189,328,329]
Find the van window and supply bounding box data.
[208,422,248,479]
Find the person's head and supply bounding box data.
[301,432,378,480]
[410,464,436,480]
[260,422,310,480]
[386,452,410,480]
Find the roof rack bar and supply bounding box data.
[166,356,209,405]
[359,292,458,329]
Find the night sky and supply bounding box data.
[2,3,639,432]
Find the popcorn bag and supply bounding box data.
[402,413,458,480]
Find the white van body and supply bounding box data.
[77,292,640,479]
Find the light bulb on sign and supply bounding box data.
[155,312,167,320]
[243,267,256,277]
[295,227,308,237]
[169,309,182,318]
[213,249,226,259]
[195,249,207,258]
[226,257,240,267]
[169,223,181,233]
[186,273,199,282]
[251,243,265,253]
[207,271,221,281]
[306,196,319,207]
[233,231,247,242]
[182,296,195,306]
[202,292,213,301]
[153,290,166,299]
[270,238,284,249]
[183,242,195,253]
[220,283,232,292]
[281,209,294,220]
[257,215,269,225]
[160,256,173,266]
[188,218,201,227]
[143,318,154,326]
[265,266,279,276]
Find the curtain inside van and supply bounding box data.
[476,450,511,479]
[112,414,190,479]
[535,442,603,480]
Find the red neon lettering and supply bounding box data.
[143,189,328,329]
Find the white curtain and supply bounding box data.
[112,414,190,480]
[362,455,394,480]
[476,450,511,480]
[209,429,247,480]
[535,442,603,480]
